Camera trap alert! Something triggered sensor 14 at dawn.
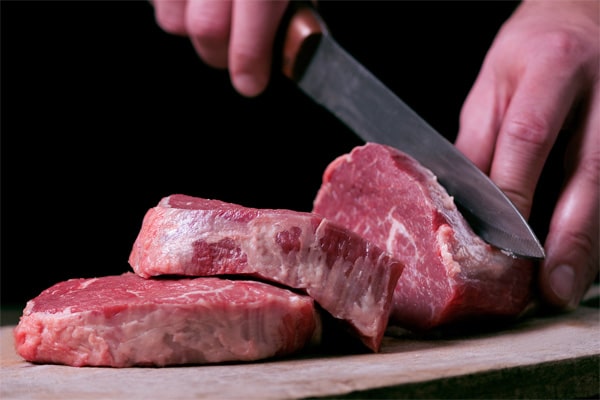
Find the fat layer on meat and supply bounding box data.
[129,194,404,351]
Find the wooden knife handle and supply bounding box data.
[281,3,327,82]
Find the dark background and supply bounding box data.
[2,1,526,312]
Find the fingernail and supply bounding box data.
[549,264,575,305]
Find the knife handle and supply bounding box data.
[280,3,327,82]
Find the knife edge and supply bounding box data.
[280,5,545,259]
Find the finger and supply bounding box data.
[187,0,233,69]
[489,57,581,219]
[455,59,510,174]
[229,0,289,97]
[153,0,188,36]
[540,88,600,310]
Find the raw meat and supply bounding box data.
[312,143,535,331]
[128,194,404,351]
[14,273,319,367]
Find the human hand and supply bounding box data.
[152,0,289,97]
[455,0,599,310]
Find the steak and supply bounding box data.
[14,273,318,367]
[128,194,404,351]
[312,143,535,331]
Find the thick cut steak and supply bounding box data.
[313,143,535,331]
[129,194,404,351]
[14,273,318,367]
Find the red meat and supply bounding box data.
[129,194,404,351]
[313,143,535,331]
[14,273,318,367]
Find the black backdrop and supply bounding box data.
[2,1,525,309]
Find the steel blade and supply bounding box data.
[297,35,545,259]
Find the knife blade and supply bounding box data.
[280,5,545,259]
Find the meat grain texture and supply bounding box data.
[129,194,404,351]
[13,142,536,368]
[14,273,318,367]
[313,143,535,331]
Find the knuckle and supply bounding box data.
[567,136,600,187]
[155,13,186,36]
[186,15,228,43]
[502,114,551,148]
[566,229,597,263]
[230,49,261,70]
[153,0,187,35]
[535,29,600,83]
[577,156,600,192]
[230,42,271,75]
[539,30,586,67]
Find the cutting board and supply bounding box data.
[2,298,599,399]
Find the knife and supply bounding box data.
[280,4,545,259]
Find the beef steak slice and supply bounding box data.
[128,194,404,352]
[312,143,535,331]
[14,273,318,367]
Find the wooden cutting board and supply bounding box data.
[2,299,598,399]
